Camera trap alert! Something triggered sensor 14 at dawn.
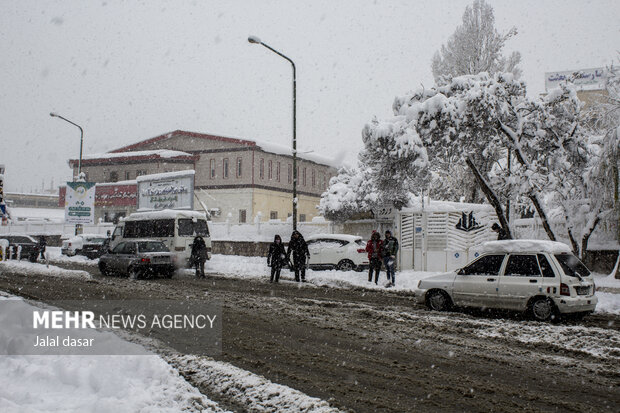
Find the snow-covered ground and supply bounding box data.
[7,247,620,315]
[199,254,620,315]
[0,295,225,413]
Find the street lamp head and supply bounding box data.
[247,35,261,44]
[49,112,58,117]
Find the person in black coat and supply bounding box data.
[190,236,208,278]
[491,223,511,240]
[267,234,286,283]
[37,236,47,260]
[286,230,310,282]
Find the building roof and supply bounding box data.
[105,130,338,168]
[69,149,198,167]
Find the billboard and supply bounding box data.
[65,182,96,224]
[545,67,606,91]
[137,170,194,211]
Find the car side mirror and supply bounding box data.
[457,268,465,275]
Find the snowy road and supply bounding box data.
[1,261,619,412]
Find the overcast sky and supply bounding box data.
[1,0,618,193]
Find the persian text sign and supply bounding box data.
[65,182,96,224]
[137,173,194,211]
[545,67,606,90]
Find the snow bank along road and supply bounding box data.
[0,263,618,412]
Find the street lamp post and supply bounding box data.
[50,112,84,180]
[50,112,84,235]
[248,36,298,231]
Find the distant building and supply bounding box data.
[63,130,339,223]
[6,192,61,209]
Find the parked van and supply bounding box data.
[110,209,211,266]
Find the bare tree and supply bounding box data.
[431,0,521,85]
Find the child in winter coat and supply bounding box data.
[365,231,383,284]
[267,234,286,283]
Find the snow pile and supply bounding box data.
[0,295,225,413]
[479,240,572,254]
[0,260,91,278]
[201,254,441,292]
[169,355,340,413]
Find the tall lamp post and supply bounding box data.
[50,112,84,180]
[248,36,298,230]
[50,112,84,235]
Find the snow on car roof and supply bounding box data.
[306,233,363,242]
[479,240,572,254]
[125,209,207,221]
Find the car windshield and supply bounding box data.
[137,241,169,253]
[554,254,591,278]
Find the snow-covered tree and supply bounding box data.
[431,0,521,85]
[319,166,376,222]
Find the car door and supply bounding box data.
[307,240,320,265]
[497,254,543,310]
[330,239,348,265]
[452,254,506,308]
[108,242,130,272]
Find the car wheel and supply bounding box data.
[425,290,452,312]
[529,297,556,322]
[129,266,145,280]
[28,254,38,263]
[99,263,110,276]
[337,259,355,271]
[164,269,174,279]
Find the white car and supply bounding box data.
[61,234,107,257]
[416,240,597,321]
[306,234,369,271]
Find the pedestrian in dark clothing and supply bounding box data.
[191,236,208,278]
[267,234,286,283]
[38,236,47,260]
[366,231,383,284]
[383,231,399,287]
[286,230,310,282]
[491,223,511,240]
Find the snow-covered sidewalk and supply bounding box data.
[197,254,620,315]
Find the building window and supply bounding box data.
[125,171,131,180]
[311,169,316,187]
[136,169,147,177]
[109,171,119,182]
[303,168,307,186]
[287,164,292,184]
[210,159,216,179]
[236,157,242,178]
[276,162,281,182]
[299,214,306,223]
[270,211,278,220]
[239,209,247,223]
[323,175,327,189]
[259,158,264,179]
[268,160,273,180]
[223,158,229,179]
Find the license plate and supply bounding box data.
[575,286,590,295]
[151,257,169,264]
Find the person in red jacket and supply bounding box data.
[365,231,383,284]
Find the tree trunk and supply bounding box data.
[580,216,600,262]
[466,157,512,238]
[499,121,558,241]
[566,227,579,256]
[528,194,557,241]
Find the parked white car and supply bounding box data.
[416,240,597,321]
[306,234,369,271]
[61,234,107,257]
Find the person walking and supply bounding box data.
[267,234,286,283]
[286,230,310,282]
[383,230,399,287]
[366,231,383,284]
[37,235,47,260]
[491,223,511,240]
[191,236,208,278]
